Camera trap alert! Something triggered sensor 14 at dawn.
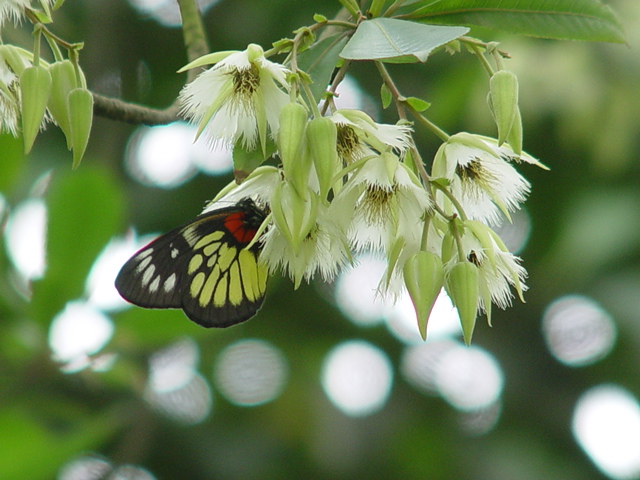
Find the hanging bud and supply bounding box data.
[277,102,310,193]
[271,180,318,254]
[48,60,77,149]
[488,70,519,146]
[306,116,338,200]
[67,87,93,168]
[20,65,52,154]
[446,261,479,345]
[403,251,445,340]
[506,106,523,156]
[0,45,30,77]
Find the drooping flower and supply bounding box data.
[442,220,527,322]
[330,109,412,164]
[179,44,290,151]
[0,45,29,136]
[432,132,543,226]
[260,199,351,288]
[338,152,431,251]
[0,0,52,25]
[203,165,281,214]
[333,152,432,295]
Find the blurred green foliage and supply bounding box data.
[0,1,639,479]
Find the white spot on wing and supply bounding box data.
[141,264,156,287]
[171,247,179,258]
[164,273,177,292]
[136,248,154,260]
[149,275,161,293]
[136,254,153,273]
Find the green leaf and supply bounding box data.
[403,0,626,43]
[0,401,120,480]
[30,167,124,323]
[232,137,276,182]
[297,33,350,103]
[405,96,431,112]
[380,83,392,109]
[340,18,469,63]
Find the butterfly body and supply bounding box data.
[115,198,268,328]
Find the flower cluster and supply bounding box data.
[0,41,93,164]
[180,45,545,343]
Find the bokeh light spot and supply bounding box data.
[401,338,460,395]
[145,338,212,424]
[492,208,532,253]
[58,455,111,480]
[125,123,207,188]
[542,294,617,367]
[128,0,220,27]
[434,344,504,411]
[387,289,462,344]
[48,301,114,371]
[321,340,393,417]
[334,254,391,326]
[213,339,288,407]
[573,385,640,480]
[4,198,47,280]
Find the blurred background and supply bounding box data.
[1,1,639,479]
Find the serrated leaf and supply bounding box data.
[297,33,350,103]
[403,0,625,43]
[340,18,469,63]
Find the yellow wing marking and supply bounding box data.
[188,254,203,275]
[199,264,221,307]
[190,271,206,298]
[213,274,228,307]
[194,231,225,250]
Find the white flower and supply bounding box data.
[0,47,25,136]
[260,200,351,287]
[443,221,527,318]
[179,44,289,150]
[432,133,542,226]
[333,152,432,296]
[330,109,412,163]
[202,165,281,214]
[0,0,52,25]
[338,152,431,251]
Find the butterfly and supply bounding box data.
[115,198,269,328]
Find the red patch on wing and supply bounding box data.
[224,211,257,244]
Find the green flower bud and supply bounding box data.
[506,106,523,156]
[403,251,445,340]
[488,70,519,146]
[306,116,338,200]
[446,261,479,345]
[20,65,52,154]
[271,180,318,254]
[0,45,30,78]
[48,60,78,149]
[278,102,310,192]
[67,87,94,168]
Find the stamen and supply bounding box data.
[337,124,363,162]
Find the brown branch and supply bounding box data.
[92,94,181,125]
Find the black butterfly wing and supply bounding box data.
[115,202,268,328]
